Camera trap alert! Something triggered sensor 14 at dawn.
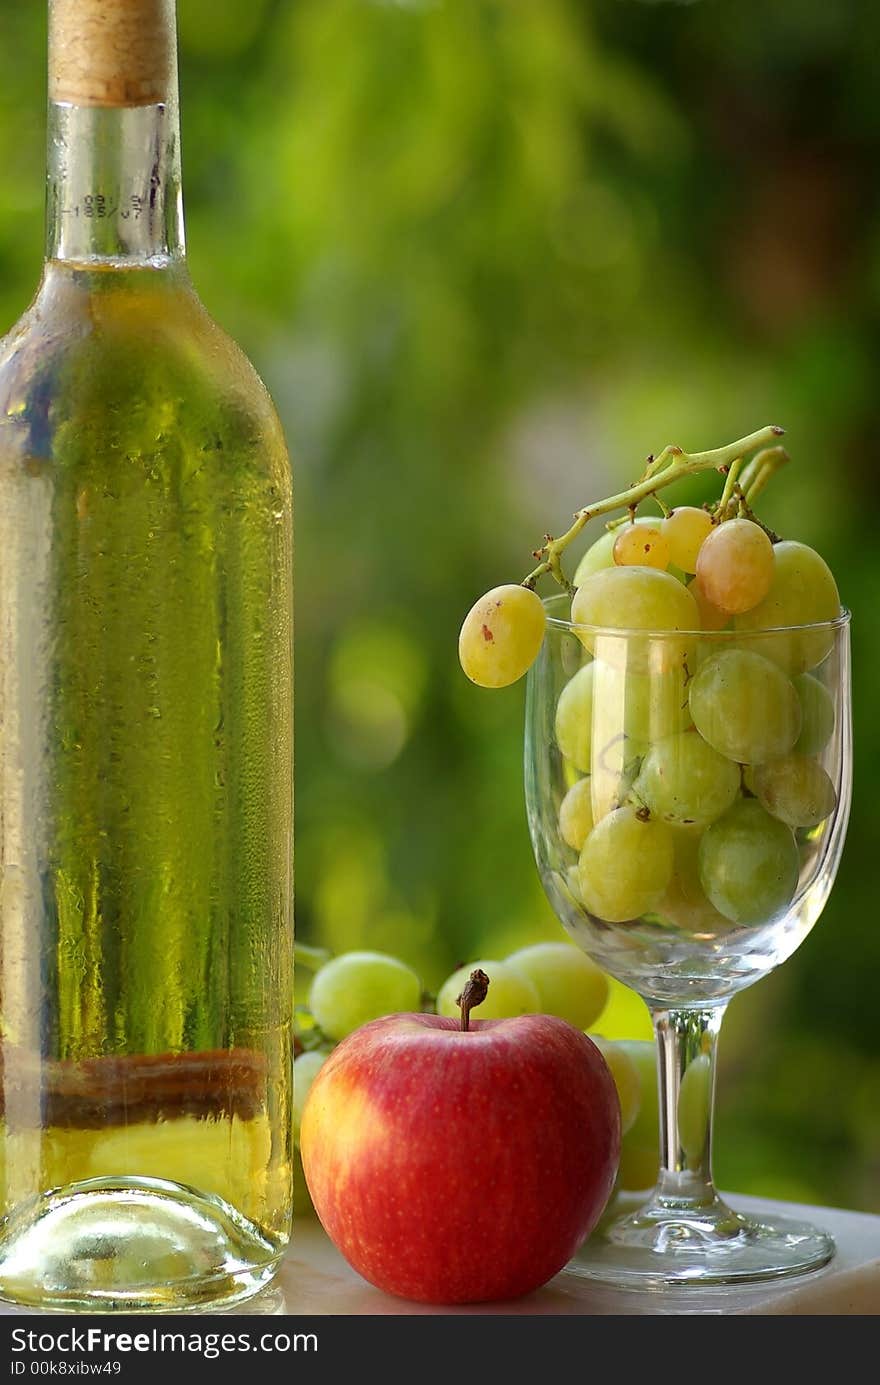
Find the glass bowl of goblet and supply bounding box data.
[524,595,852,1287]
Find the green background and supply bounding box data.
[1,0,876,1211]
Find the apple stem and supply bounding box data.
[456,969,490,1032]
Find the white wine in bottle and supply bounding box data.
[0,1,293,1310]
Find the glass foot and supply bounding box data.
[569,1192,835,1288]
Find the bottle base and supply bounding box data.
[0,1177,284,1312]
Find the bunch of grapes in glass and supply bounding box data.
[459,427,852,1286]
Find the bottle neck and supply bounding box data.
[46,102,185,268]
[45,0,184,268]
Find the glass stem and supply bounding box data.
[649,1004,727,1210]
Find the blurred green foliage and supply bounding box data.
[1,0,877,1211]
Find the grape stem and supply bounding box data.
[715,456,744,520]
[456,968,490,1032]
[730,487,781,543]
[744,445,789,506]
[521,425,784,591]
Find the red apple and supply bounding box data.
[300,1000,620,1304]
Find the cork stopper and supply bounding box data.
[49,0,176,108]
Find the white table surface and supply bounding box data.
[1,1195,876,1316]
[246,1194,879,1317]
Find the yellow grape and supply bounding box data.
[793,674,835,756]
[459,584,546,688]
[613,522,671,571]
[660,825,732,936]
[678,1054,712,1164]
[309,952,422,1039]
[734,541,841,674]
[634,731,740,827]
[506,942,609,1031]
[554,662,595,774]
[695,518,774,615]
[436,960,539,1020]
[573,568,700,684]
[588,659,651,821]
[587,658,692,785]
[564,865,585,906]
[662,506,714,573]
[590,1037,642,1135]
[572,566,698,638]
[612,1040,659,1190]
[558,777,595,850]
[573,517,658,586]
[578,805,674,923]
[622,664,693,743]
[753,753,837,828]
[687,574,729,631]
[293,1052,327,1141]
[688,648,801,765]
[661,864,731,937]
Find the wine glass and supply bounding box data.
[524,595,852,1286]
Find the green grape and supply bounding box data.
[309,951,422,1040]
[634,731,741,827]
[589,736,642,825]
[587,975,652,1040]
[662,869,730,936]
[677,1054,712,1164]
[669,824,707,896]
[688,648,801,764]
[590,1037,642,1136]
[292,1147,315,1218]
[660,825,731,935]
[578,806,674,923]
[506,941,609,1031]
[734,541,841,673]
[613,664,692,745]
[613,1040,658,1190]
[793,673,835,756]
[687,574,729,631]
[459,583,547,688]
[293,1051,327,1143]
[436,959,540,1021]
[573,517,659,586]
[662,506,714,574]
[572,565,699,639]
[558,777,594,851]
[695,518,774,615]
[587,659,679,823]
[613,522,671,571]
[564,865,585,906]
[753,754,837,829]
[586,659,691,823]
[555,662,595,773]
[698,799,799,925]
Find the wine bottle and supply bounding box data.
[0,1,293,1311]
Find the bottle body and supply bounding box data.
[0,262,294,1309]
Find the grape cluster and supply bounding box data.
[556,525,840,933]
[457,426,838,696]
